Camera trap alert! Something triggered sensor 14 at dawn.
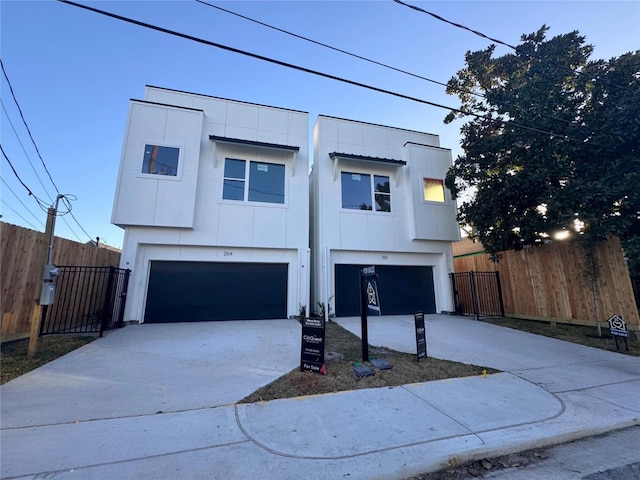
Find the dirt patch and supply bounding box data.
[239,321,497,403]
[1,336,96,384]
[482,317,639,356]
[405,448,550,479]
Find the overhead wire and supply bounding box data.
[1,59,62,192]
[194,1,573,126]
[1,177,45,227]
[1,61,96,241]
[57,0,595,146]
[392,0,633,93]
[2,101,56,204]
[1,143,83,239]
[0,144,48,207]
[1,199,42,231]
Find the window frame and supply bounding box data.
[138,143,183,180]
[422,177,447,204]
[340,170,393,213]
[222,157,287,205]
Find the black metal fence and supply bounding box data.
[450,271,505,320]
[631,274,640,314]
[40,266,130,336]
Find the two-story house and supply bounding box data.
[112,86,310,323]
[112,87,459,324]
[310,116,460,318]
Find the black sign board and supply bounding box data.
[300,317,326,374]
[608,315,629,351]
[414,311,427,361]
[362,266,381,316]
[360,266,382,362]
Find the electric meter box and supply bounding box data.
[40,283,56,305]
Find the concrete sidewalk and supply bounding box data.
[2,315,639,479]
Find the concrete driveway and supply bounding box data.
[2,315,639,480]
[1,319,301,428]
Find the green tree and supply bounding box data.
[444,27,639,334]
[445,26,639,258]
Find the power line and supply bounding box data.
[392,0,632,93]
[0,143,47,207]
[1,143,87,241]
[195,0,576,128]
[0,59,62,193]
[1,177,45,227]
[195,0,452,91]
[1,101,55,203]
[1,62,97,242]
[0,199,42,231]
[57,0,592,145]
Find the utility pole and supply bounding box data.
[28,195,63,357]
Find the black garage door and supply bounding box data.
[145,261,288,322]
[334,264,436,317]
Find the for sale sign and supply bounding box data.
[300,317,326,374]
[414,311,427,361]
[608,315,629,351]
[362,266,381,316]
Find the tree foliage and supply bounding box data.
[444,27,640,265]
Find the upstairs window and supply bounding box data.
[223,158,285,204]
[142,145,179,176]
[341,172,391,212]
[423,178,445,203]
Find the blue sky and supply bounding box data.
[2,0,638,248]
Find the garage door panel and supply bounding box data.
[334,264,436,317]
[145,261,288,322]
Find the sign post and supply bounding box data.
[414,311,427,361]
[300,316,326,374]
[360,266,381,362]
[608,315,629,352]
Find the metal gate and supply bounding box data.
[40,266,130,336]
[450,271,505,320]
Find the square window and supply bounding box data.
[222,158,285,204]
[341,172,391,212]
[249,162,285,204]
[423,178,445,202]
[142,145,179,176]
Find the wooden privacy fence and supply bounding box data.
[1,222,121,341]
[453,236,639,332]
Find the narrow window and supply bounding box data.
[142,145,179,176]
[423,178,445,202]
[374,175,391,212]
[223,158,246,201]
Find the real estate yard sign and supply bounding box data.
[359,266,381,362]
[414,311,427,361]
[300,317,326,374]
[608,315,629,351]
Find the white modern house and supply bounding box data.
[112,86,459,323]
[309,116,460,318]
[111,86,310,323]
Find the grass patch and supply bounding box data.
[1,335,96,384]
[482,317,639,356]
[240,321,497,403]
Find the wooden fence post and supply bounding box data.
[27,205,56,357]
